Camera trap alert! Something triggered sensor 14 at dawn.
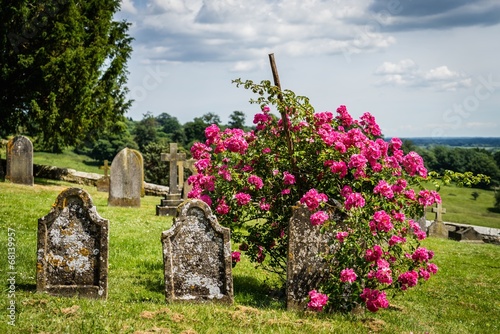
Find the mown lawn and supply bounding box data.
[1,180,499,333]
[425,184,500,229]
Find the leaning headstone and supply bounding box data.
[156,143,186,216]
[108,148,144,207]
[6,135,34,186]
[36,188,109,299]
[286,203,338,311]
[161,199,233,303]
[96,160,110,192]
[427,202,449,238]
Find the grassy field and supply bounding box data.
[425,184,500,229]
[33,149,105,174]
[1,180,499,333]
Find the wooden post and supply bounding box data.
[268,53,296,171]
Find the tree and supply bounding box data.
[78,118,138,162]
[0,1,133,152]
[156,112,182,134]
[201,112,221,125]
[184,117,208,145]
[228,110,246,129]
[134,112,158,151]
[141,141,170,185]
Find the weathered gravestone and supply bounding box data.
[6,135,34,186]
[182,159,197,200]
[161,199,233,303]
[427,202,449,238]
[157,143,186,216]
[37,188,109,299]
[96,160,110,192]
[286,203,338,311]
[108,148,144,207]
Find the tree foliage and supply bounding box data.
[0,0,133,152]
[228,110,246,129]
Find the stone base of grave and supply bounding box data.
[96,176,110,192]
[448,224,483,243]
[427,221,449,238]
[156,194,183,216]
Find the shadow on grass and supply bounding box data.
[34,178,64,186]
[139,260,164,294]
[83,160,101,167]
[12,283,37,292]
[233,275,286,309]
[487,207,500,214]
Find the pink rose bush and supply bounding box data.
[187,79,440,313]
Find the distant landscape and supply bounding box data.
[394,137,500,150]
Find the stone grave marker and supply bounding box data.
[183,159,197,200]
[427,202,449,238]
[6,135,34,186]
[36,188,109,299]
[161,199,233,303]
[286,203,338,311]
[156,143,186,216]
[108,148,144,207]
[417,215,428,234]
[96,159,110,192]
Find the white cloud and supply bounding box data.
[120,0,137,14]
[118,0,395,66]
[374,59,471,91]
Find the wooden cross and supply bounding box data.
[432,202,446,223]
[161,143,186,194]
[99,160,110,177]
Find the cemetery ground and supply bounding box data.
[1,181,499,333]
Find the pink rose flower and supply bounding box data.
[310,211,329,226]
[340,268,357,283]
[307,290,329,312]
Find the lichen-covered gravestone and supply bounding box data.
[161,199,233,303]
[6,135,33,186]
[108,148,144,207]
[37,188,109,299]
[286,203,338,311]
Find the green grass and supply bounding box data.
[33,149,105,174]
[425,185,500,229]
[1,180,500,333]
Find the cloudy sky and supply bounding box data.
[115,0,500,138]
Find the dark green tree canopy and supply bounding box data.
[0,0,133,152]
[228,110,246,129]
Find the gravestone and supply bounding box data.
[6,135,34,186]
[96,160,110,192]
[417,215,428,234]
[36,188,109,299]
[161,199,233,303]
[108,148,144,207]
[427,202,449,238]
[183,159,197,200]
[156,143,186,216]
[286,203,338,311]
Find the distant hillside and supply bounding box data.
[390,137,500,149]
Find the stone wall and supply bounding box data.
[0,159,168,196]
